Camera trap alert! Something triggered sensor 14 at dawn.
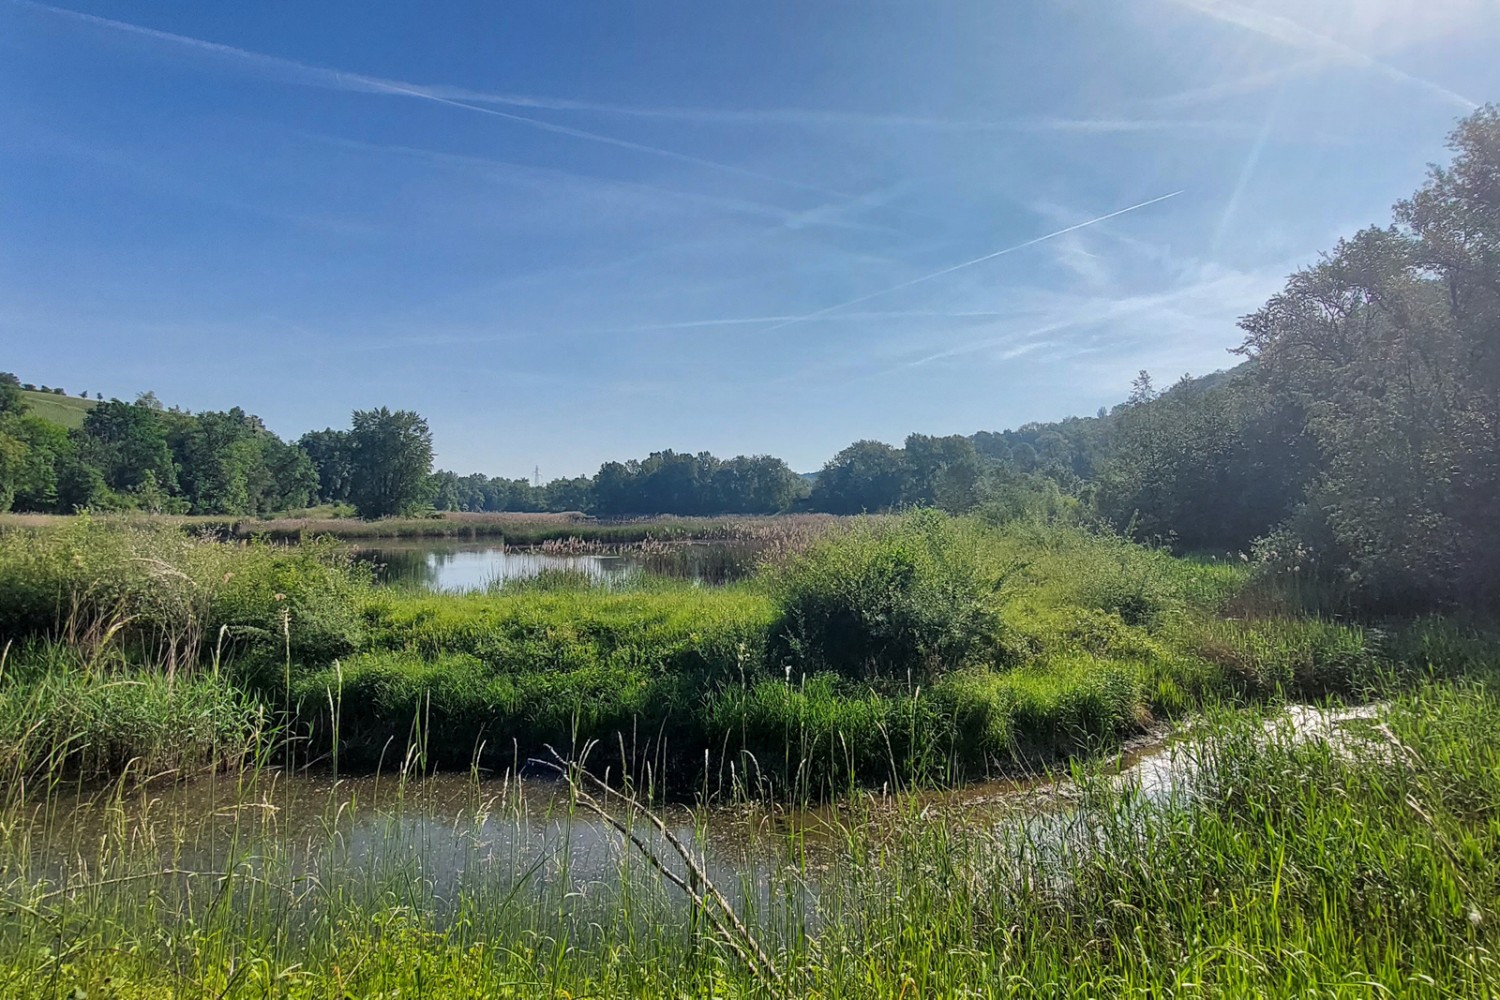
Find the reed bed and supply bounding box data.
[1,681,1497,997]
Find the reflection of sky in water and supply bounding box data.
[356,541,759,591]
[360,546,640,592]
[25,773,813,925]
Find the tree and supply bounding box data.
[347,408,434,518]
[0,373,23,417]
[1237,105,1500,604]
[902,433,983,511]
[74,399,178,498]
[810,440,906,513]
[299,429,356,505]
[544,475,594,513]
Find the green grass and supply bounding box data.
[2,511,1499,994]
[1,679,1498,997]
[17,388,96,430]
[0,511,1414,793]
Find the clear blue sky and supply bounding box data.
[3,1,1497,477]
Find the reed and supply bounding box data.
[0,678,1496,997]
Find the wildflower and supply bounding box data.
[274,592,286,602]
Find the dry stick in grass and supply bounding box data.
[541,744,780,985]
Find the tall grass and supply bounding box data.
[2,510,1466,796]
[1,679,1497,996]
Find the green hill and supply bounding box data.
[19,390,97,430]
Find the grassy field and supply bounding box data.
[17,388,96,429]
[1,511,1496,994]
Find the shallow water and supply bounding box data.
[355,540,759,591]
[14,703,1387,921]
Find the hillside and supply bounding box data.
[19,390,96,430]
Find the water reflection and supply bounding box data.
[356,541,759,591]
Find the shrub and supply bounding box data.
[0,642,259,780]
[768,510,1003,682]
[0,518,367,669]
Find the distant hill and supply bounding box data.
[20,390,97,430]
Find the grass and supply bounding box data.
[0,511,1423,794]
[1,511,1499,994]
[17,388,96,430]
[1,679,1497,996]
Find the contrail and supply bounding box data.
[14,0,842,196]
[753,190,1184,335]
[1162,0,1477,111]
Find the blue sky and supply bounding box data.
[3,1,1497,477]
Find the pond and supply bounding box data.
[355,540,761,591]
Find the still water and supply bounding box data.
[355,540,757,591]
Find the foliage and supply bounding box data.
[768,510,1003,682]
[589,449,806,516]
[1235,106,1500,606]
[0,516,367,667]
[297,427,355,504]
[347,406,436,518]
[808,438,907,513]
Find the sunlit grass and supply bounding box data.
[1,680,1496,997]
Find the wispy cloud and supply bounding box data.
[1161,0,1479,110]
[17,1,1247,158]
[450,102,1248,136]
[14,1,841,196]
[895,257,1300,373]
[751,191,1184,335]
[1143,57,1324,109]
[303,132,893,235]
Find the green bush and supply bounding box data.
[767,510,1003,682]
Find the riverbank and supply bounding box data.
[4,511,1499,994]
[2,681,1497,997]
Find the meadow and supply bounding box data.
[0,511,1496,996]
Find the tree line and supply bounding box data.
[3,105,1496,606]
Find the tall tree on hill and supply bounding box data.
[347,408,434,519]
[0,373,22,417]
